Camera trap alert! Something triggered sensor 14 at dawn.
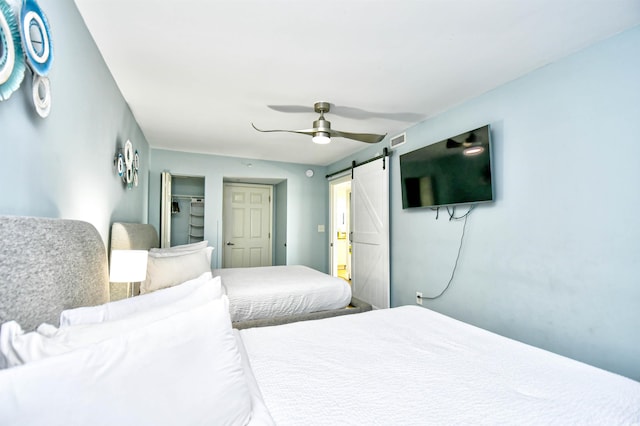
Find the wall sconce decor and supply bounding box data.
[0,0,53,117]
[114,139,141,189]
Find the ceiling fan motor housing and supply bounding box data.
[314,101,331,114]
[313,118,331,133]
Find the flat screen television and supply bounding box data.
[400,125,494,209]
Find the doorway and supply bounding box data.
[329,157,390,309]
[330,175,352,282]
[222,183,273,268]
[160,172,205,248]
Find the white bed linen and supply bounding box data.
[0,298,253,426]
[240,306,640,425]
[213,265,351,322]
[234,331,276,426]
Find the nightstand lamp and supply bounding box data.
[109,250,148,297]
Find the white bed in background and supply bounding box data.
[213,265,352,323]
[110,222,369,328]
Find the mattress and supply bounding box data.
[213,265,352,323]
[239,306,640,425]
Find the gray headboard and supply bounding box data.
[110,222,159,251]
[0,216,109,331]
[109,222,159,300]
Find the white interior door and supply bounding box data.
[351,158,390,309]
[223,183,272,268]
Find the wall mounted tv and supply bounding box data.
[400,125,494,209]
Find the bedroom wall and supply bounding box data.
[0,0,149,243]
[148,149,328,271]
[329,26,640,380]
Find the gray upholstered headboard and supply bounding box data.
[109,222,159,300]
[0,216,109,331]
[110,222,159,251]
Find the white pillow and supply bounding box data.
[1,279,223,367]
[59,272,220,327]
[142,247,213,294]
[149,240,208,254]
[0,297,254,426]
[148,244,214,265]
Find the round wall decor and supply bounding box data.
[31,73,50,117]
[20,0,53,76]
[0,1,25,101]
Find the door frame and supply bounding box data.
[222,182,274,268]
[329,174,352,279]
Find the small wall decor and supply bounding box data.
[0,0,53,117]
[114,140,141,189]
[20,0,53,76]
[20,0,53,118]
[0,1,26,101]
[31,73,50,117]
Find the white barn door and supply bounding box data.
[351,158,390,309]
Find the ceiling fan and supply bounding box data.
[251,102,387,144]
[446,131,485,156]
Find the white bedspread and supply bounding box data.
[213,265,352,322]
[240,306,640,425]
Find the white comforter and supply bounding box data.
[240,306,640,425]
[213,265,352,322]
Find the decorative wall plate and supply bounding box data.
[0,1,25,101]
[20,0,53,76]
[116,153,124,176]
[124,140,133,167]
[31,73,50,117]
[133,150,140,170]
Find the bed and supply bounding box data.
[1,216,639,425]
[213,265,353,326]
[110,222,370,328]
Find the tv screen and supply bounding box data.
[400,125,493,209]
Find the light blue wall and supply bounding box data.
[148,150,328,271]
[329,26,640,380]
[0,0,149,243]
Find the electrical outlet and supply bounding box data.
[416,291,423,305]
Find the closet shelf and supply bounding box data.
[189,198,205,243]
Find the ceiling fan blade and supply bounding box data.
[446,138,463,148]
[330,106,426,122]
[268,104,425,122]
[251,123,315,137]
[329,129,386,144]
[267,105,314,114]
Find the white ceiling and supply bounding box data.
[74,0,640,166]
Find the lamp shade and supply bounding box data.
[109,250,148,282]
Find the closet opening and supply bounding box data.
[160,173,205,248]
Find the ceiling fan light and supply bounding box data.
[463,146,484,156]
[312,132,331,144]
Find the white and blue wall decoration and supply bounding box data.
[0,0,53,117]
[114,140,141,190]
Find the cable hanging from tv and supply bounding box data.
[419,205,476,300]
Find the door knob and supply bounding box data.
[226,241,235,246]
